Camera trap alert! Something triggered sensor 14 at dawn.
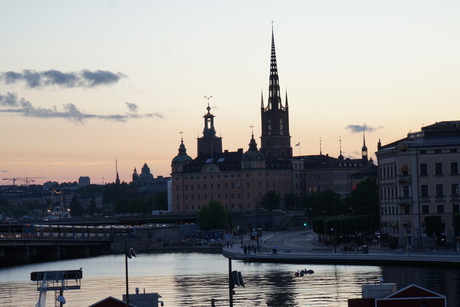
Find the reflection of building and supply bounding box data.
[376,121,460,248]
[170,29,371,214]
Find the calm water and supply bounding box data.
[0,252,459,307]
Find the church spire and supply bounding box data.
[338,136,344,160]
[362,128,368,162]
[268,26,282,111]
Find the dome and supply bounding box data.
[172,140,192,164]
[242,135,264,161]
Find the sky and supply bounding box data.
[1,1,459,185]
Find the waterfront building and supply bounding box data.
[129,162,169,200]
[170,29,371,214]
[78,176,90,187]
[376,121,460,248]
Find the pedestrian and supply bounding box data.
[230,241,233,248]
[272,244,278,254]
[243,244,247,254]
[227,241,230,248]
[253,244,257,254]
[247,243,251,254]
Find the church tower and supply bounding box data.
[362,129,368,162]
[260,28,292,159]
[197,103,223,157]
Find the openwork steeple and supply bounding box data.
[267,27,283,111]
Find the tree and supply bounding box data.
[305,190,343,218]
[343,178,378,215]
[197,200,231,231]
[153,191,168,211]
[260,190,280,211]
[70,194,84,216]
[284,193,301,210]
[89,197,97,215]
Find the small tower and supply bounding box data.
[242,131,265,169]
[132,167,138,182]
[172,136,193,173]
[197,102,223,157]
[338,137,344,160]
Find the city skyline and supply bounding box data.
[1,1,459,185]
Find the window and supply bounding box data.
[420,163,428,176]
[422,205,429,214]
[451,162,458,175]
[435,163,443,175]
[404,206,410,214]
[435,149,442,154]
[437,205,444,214]
[421,185,429,197]
[436,184,444,197]
[454,204,460,214]
[403,186,410,198]
[452,184,459,196]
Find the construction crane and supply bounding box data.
[2,177,45,186]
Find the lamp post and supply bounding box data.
[125,240,136,307]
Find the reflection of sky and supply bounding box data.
[1,253,459,306]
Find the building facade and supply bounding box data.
[376,121,460,248]
[170,29,371,214]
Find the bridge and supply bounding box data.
[0,231,112,267]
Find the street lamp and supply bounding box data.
[125,240,136,307]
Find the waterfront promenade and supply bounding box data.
[222,230,460,268]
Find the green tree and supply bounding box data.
[89,197,97,215]
[114,197,130,214]
[70,194,84,216]
[153,191,168,211]
[197,200,231,231]
[284,193,301,210]
[305,190,343,218]
[260,190,280,211]
[343,178,379,215]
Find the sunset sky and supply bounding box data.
[1,1,459,185]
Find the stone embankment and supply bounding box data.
[222,230,460,268]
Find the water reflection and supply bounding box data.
[0,253,459,306]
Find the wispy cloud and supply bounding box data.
[345,124,382,133]
[0,92,163,123]
[0,69,126,88]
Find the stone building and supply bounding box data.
[170,29,371,214]
[376,121,460,248]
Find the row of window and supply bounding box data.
[178,202,250,211]
[177,180,291,191]
[420,162,459,176]
[420,183,459,197]
[382,204,460,216]
[380,183,459,199]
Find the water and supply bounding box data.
[0,252,459,307]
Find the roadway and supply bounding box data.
[223,229,460,268]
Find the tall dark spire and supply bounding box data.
[268,27,282,111]
[362,128,368,162]
[260,25,292,159]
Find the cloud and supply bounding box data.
[125,102,138,113]
[0,92,163,123]
[1,170,8,174]
[0,69,126,88]
[345,124,382,133]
